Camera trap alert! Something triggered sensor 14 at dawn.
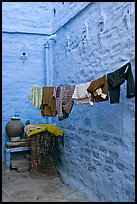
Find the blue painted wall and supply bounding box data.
[2,2,135,202]
[2,2,52,34]
[2,2,53,161]
[52,2,135,202]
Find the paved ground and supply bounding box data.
[2,170,86,202]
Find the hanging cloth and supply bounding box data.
[53,85,75,121]
[107,62,135,104]
[72,82,91,104]
[87,75,109,106]
[29,85,43,109]
[40,87,57,117]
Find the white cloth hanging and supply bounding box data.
[72,82,91,104]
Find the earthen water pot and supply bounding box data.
[5,116,24,137]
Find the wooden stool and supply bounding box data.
[5,140,30,172]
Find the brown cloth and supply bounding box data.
[40,87,57,117]
[87,75,109,106]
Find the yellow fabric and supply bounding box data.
[25,124,64,137]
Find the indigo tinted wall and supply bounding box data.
[2,2,53,161]
[52,2,135,202]
[2,2,135,202]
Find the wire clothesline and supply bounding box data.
[129,55,135,61]
[31,54,135,88]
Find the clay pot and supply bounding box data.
[5,117,24,137]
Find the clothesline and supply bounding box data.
[29,60,135,121]
[32,56,135,88]
[130,55,135,61]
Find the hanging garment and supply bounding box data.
[107,62,135,104]
[29,85,43,109]
[53,85,75,121]
[40,87,57,117]
[87,75,109,106]
[72,82,91,104]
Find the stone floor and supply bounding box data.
[2,170,86,202]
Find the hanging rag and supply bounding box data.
[29,85,43,109]
[40,87,57,117]
[53,85,75,121]
[87,75,109,106]
[107,62,135,104]
[24,124,64,137]
[72,82,91,104]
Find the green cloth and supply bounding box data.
[29,85,43,109]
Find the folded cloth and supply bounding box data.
[40,87,57,117]
[29,85,43,109]
[53,85,75,121]
[24,124,64,137]
[72,82,91,104]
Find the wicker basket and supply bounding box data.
[30,131,58,176]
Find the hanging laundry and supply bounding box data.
[40,87,57,117]
[87,75,109,106]
[107,62,135,104]
[53,85,75,121]
[72,82,91,104]
[29,85,43,109]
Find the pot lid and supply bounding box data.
[11,113,20,119]
[11,116,20,120]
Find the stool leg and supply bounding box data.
[5,151,10,172]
